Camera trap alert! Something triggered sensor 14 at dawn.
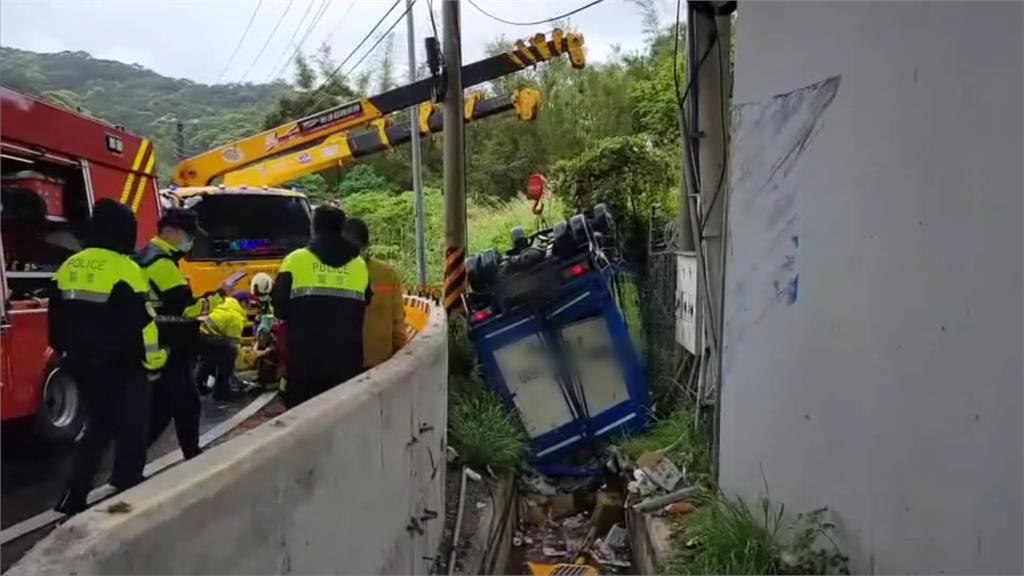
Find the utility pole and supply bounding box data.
[688,1,732,482]
[406,0,427,287]
[175,119,186,162]
[442,0,466,314]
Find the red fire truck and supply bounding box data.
[1,86,160,442]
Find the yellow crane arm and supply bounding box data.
[173,29,583,187]
[223,89,542,189]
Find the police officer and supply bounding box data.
[52,199,166,515]
[137,208,231,459]
[271,206,370,408]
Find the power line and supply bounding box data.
[236,0,297,83]
[268,0,331,81]
[465,0,606,26]
[266,0,319,80]
[215,0,264,84]
[299,0,404,112]
[344,0,417,83]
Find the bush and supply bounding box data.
[667,492,851,575]
[550,135,676,263]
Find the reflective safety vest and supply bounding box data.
[54,247,167,371]
[279,248,369,302]
[138,236,223,322]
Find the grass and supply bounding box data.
[446,316,528,474]
[665,491,851,575]
[341,189,563,288]
[618,403,711,479]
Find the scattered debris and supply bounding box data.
[105,501,132,514]
[542,546,565,558]
[627,468,658,496]
[465,468,483,482]
[664,500,697,515]
[604,523,628,550]
[633,485,701,513]
[591,490,624,534]
[475,501,488,510]
[446,446,459,463]
[636,450,683,491]
[523,474,559,496]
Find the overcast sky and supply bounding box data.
[0,0,672,86]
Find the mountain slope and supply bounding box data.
[0,46,288,180]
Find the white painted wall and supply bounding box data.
[721,2,1023,574]
[10,302,447,575]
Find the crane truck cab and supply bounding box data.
[160,185,312,296]
[1,86,161,442]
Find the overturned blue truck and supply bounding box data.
[465,205,649,470]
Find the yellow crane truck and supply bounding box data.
[163,29,584,295]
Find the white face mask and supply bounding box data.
[179,236,194,253]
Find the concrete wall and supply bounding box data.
[721,2,1022,574]
[11,300,447,575]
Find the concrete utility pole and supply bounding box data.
[175,119,186,162]
[442,0,466,313]
[689,1,732,481]
[406,0,427,287]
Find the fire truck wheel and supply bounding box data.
[33,363,84,444]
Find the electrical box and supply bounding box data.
[676,253,698,354]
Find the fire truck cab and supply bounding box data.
[0,86,160,442]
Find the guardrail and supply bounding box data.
[10,296,447,575]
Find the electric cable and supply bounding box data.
[215,0,264,84]
[466,0,607,26]
[299,0,404,112]
[698,14,730,236]
[236,0,297,83]
[343,0,417,84]
[267,0,324,81]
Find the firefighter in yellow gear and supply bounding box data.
[137,208,234,458]
[51,200,167,516]
[271,206,370,408]
[196,297,248,400]
[342,218,407,369]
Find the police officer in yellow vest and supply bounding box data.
[137,208,231,458]
[271,205,370,408]
[51,200,167,515]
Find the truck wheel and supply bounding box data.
[33,364,85,444]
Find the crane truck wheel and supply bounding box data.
[33,360,85,444]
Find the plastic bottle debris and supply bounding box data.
[465,468,483,482]
[627,468,657,496]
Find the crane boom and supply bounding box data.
[173,29,584,187]
[223,89,541,188]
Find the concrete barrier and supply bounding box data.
[10,298,448,575]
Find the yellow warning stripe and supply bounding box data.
[130,150,156,213]
[119,139,151,204]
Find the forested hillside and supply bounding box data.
[0,46,287,179]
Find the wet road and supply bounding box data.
[0,394,255,572]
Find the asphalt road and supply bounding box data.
[0,393,254,572]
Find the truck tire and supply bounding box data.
[32,362,85,444]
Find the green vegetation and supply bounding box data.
[446,317,527,473]
[666,492,851,575]
[338,188,562,287]
[619,403,710,479]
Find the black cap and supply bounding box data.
[88,199,137,255]
[158,208,204,236]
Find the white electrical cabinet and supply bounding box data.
[675,253,698,354]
